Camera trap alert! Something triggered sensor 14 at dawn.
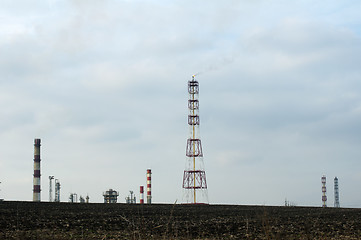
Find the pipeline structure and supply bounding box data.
[125,191,136,204]
[33,139,41,202]
[182,75,208,204]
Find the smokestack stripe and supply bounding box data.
[33,139,41,201]
[140,186,144,204]
[147,169,151,204]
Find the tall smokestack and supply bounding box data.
[140,186,144,204]
[33,139,41,202]
[147,169,152,204]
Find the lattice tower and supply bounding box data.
[182,75,208,204]
[334,177,340,208]
[322,175,327,207]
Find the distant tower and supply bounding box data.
[147,169,152,204]
[49,176,54,202]
[334,177,340,208]
[103,189,119,203]
[321,175,327,207]
[182,75,208,204]
[33,139,41,202]
[54,179,61,202]
[140,186,144,204]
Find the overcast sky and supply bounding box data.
[1,0,361,207]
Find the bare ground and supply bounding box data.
[0,201,360,239]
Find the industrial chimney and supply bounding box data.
[140,186,144,204]
[33,139,41,202]
[147,169,152,204]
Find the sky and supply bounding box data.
[0,0,361,207]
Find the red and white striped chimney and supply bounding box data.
[147,169,152,204]
[140,186,144,204]
[33,139,41,202]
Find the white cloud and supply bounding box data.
[0,0,361,206]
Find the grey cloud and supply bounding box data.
[1,1,361,206]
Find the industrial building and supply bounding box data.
[69,193,78,203]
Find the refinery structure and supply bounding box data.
[29,138,153,204]
[182,75,208,204]
[103,189,119,203]
[49,176,61,202]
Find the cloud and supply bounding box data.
[1,1,361,206]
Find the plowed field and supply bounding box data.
[0,201,360,239]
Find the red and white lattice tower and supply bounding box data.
[33,139,41,202]
[182,75,208,204]
[321,175,327,207]
[147,169,152,204]
[140,186,144,204]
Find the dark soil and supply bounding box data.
[0,201,360,239]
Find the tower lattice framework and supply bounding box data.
[334,177,340,208]
[182,75,208,204]
[321,175,327,207]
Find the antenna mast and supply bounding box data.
[182,75,208,204]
